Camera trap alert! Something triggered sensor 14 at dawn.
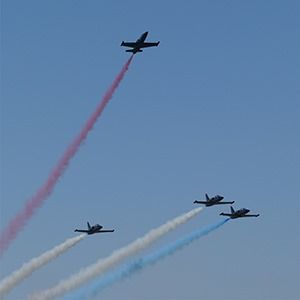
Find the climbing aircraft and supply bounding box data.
[121,31,160,54]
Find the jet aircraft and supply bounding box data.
[193,193,234,207]
[75,222,115,235]
[121,31,160,54]
[220,206,260,219]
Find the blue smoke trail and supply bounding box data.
[62,218,229,300]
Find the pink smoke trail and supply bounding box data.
[0,55,134,256]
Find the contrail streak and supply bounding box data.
[66,219,229,300]
[0,56,133,256]
[30,207,203,300]
[0,234,85,297]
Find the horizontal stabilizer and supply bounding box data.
[126,49,143,53]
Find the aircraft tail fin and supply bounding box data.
[230,206,235,214]
[87,222,91,230]
[205,193,210,201]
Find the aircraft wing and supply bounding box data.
[243,214,259,217]
[75,229,89,233]
[121,42,137,47]
[193,201,207,204]
[220,213,232,216]
[214,201,235,205]
[97,229,115,233]
[140,42,159,48]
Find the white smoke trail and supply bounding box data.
[30,207,203,300]
[67,219,229,300]
[0,234,85,296]
[91,219,228,298]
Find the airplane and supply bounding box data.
[121,31,160,54]
[193,193,235,207]
[220,206,260,219]
[74,222,115,235]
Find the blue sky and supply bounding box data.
[1,1,300,299]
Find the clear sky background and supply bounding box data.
[1,1,299,299]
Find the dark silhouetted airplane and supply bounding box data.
[121,31,159,54]
[193,193,234,207]
[75,222,115,235]
[220,206,260,219]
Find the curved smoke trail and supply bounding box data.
[0,56,133,256]
[0,234,85,297]
[29,207,203,300]
[65,219,229,300]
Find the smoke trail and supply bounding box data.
[30,207,203,300]
[0,56,133,256]
[0,234,85,297]
[66,219,229,300]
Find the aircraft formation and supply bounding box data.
[76,192,259,236]
[0,30,261,299]
[194,193,259,219]
[74,31,259,236]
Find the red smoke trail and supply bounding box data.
[0,56,134,256]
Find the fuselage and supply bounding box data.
[131,32,149,53]
[230,208,250,219]
[137,31,148,44]
[205,195,224,206]
[88,224,103,234]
